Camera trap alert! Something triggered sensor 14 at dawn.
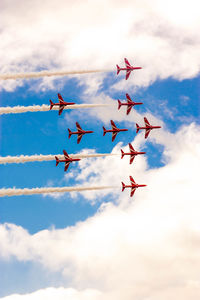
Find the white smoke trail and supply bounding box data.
[0,103,111,115]
[0,153,118,164]
[0,69,111,80]
[0,186,116,197]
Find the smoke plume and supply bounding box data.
[0,69,111,80]
[0,186,116,197]
[0,103,111,115]
[0,153,117,164]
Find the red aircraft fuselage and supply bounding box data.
[121,143,146,164]
[122,176,147,197]
[118,93,143,115]
[121,150,146,158]
[55,150,81,172]
[136,117,161,139]
[137,125,161,130]
[50,101,75,108]
[55,157,80,164]
[49,93,75,115]
[68,122,94,144]
[116,58,142,80]
[68,130,93,135]
[118,66,142,71]
[103,120,128,142]
[122,183,147,189]
[103,128,128,134]
[118,101,143,108]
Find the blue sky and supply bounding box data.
[1,76,199,235]
[0,79,139,232]
[0,1,200,299]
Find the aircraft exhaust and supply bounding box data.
[0,69,111,80]
[0,153,118,164]
[0,103,111,115]
[0,185,116,197]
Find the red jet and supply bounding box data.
[136,117,161,139]
[50,93,75,115]
[116,58,142,80]
[118,93,143,115]
[55,150,81,172]
[122,176,147,197]
[103,120,128,142]
[121,143,146,164]
[68,122,94,144]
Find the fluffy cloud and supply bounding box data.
[1,1,200,299]
[0,123,200,299]
[1,0,200,91]
[0,288,102,300]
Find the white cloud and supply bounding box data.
[0,0,200,91]
[1,1,200,298]
[0,123,200,299]
[0,287,102,300]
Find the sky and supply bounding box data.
[0,0,200,299]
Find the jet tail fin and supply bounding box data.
[68,128,72,139]
[103,126,107,136]
[136,123,140,133]
[118,100,122,110]
[121,149,125,159]
[55,156,59,166]
[116,65,120,75]
[122,182,125,192]
[49,100,54,110]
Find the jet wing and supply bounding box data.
[76,122,83,132]
[129,143,135,153]
[110,120,117,130]
[112,132,117,142]
[145,129,151,139]
[130,155,135,165]
[127,105,132,115]
[130,176,136,184]
[58,93,64,103]
[130,187,136,197]
[125,70,131,80]
[124,58,131,68]
[144,117,150,126]
[63,150,69,159]
[126,93,133,104]
[64,161,70,172]
[59,105,65,115]
[77,134,83,144]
